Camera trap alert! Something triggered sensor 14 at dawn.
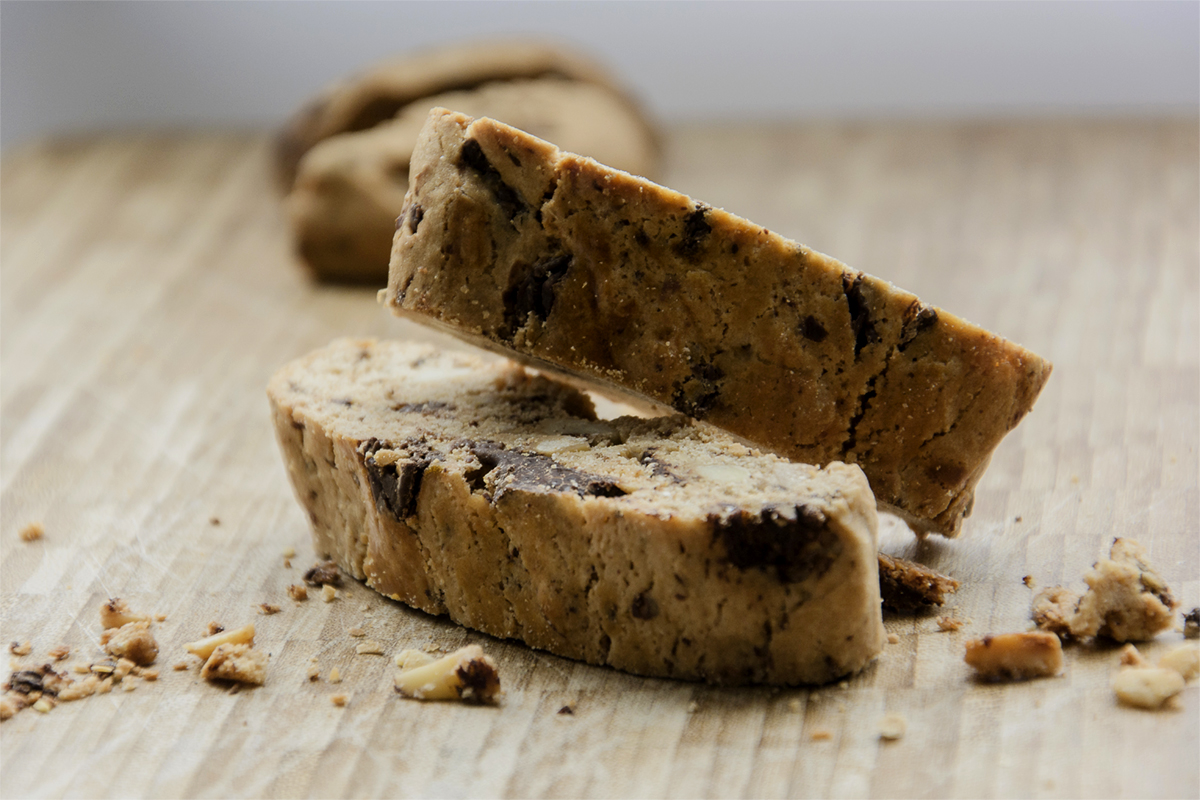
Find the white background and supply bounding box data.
[2,1,1198,149]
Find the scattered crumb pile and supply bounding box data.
[1,598,162,721]
[963,632,1064,681]
[393,645,501,704]
[1111,643,1199,710]
[184,624,267,686]
[1031,538,1177,643]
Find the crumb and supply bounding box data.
[558,705,574,715]
[282,547,296,559]
[209,517,220,526]
[9,642,31,657]
[122,680,137,693]
[322,585,337,603]
[288,585,308,601]
[71,664,89,675]
[90,661,116,675]
[141,670,159,681]
[307,665,320,682]
[328,667,341,684]
[887,633,901,645]
[200,644,268,685]
[114,658,135,680]
[185,624,255,660]
[58,675,100,701]
[0,694,22,720]
[1032,587,1081,638]
[1184,608,1200,639]
[97,677,114,694]
[878,713,906,740]
[348,627,366,638]
[964,632,1064,681]
[304,561,342,587]
[173,662,189,671]
[331,693,349,707]
[258,603,281,615]
[103,622,158,666]
[809,729,833,741]
[393,645,500,704]
[207,622,225,636]
[1119,643,1149,668]
[1015,516,1023,523]
[356,641,384,656]
[19,522,44,542]
[422,642,441,653]
[686,701,699,714]
[154,613,167,622]
[877,553,961,612]
[100,598,149,630]
[1022,575,1035,588]
[1038,538,1177,643]
[937,616,965,632]
[1112,667,1184,709]
[33,697,54,713]
[1158,644,1200,681]
[283,559,292,569]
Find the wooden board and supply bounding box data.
[1,121,1196,799]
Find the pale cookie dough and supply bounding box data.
[289,78,659,282]
[386,110,1052,536]
[276,39,649,188]
[268,339,885,685]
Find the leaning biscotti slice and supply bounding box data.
[268,338,884,685]
[386,109,1052,536]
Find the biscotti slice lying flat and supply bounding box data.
[386,109,1052,536]
[269,338,884,685]
[289,78,659,282]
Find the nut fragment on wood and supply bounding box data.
[964,632,1063,681]
[18,522,44,542]
[322,585,338,603]
[185,624,255,661]
[100,598,149,630]
[877,553,961,612]
[1158,644,1200,681]
[288,584,308,601]
[393,645,500,704]
[355,641,384,655]
[1112,667,1185,709]
[878,713,907,740]
[331,693,350,707]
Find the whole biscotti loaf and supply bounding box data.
[268,338,884,685]
[386,109,1052,536]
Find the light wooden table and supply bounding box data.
[1,121,1196,799]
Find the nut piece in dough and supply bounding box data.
[200,644,268,685]
[1112,667,1185,709]
[393,644,500,703]
[964,632,1063,681]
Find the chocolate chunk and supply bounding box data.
[671,358,724,418]
[6,669,45,695]
[392,401,451,414]
[398,202,424,233]
[1184,607,1200,639]
[674,204,712,260]
[362,440,431,521]
[898,301,938,350]
[465,442,627,501]
[303,560,343,587]
[877,553,961,613]
[459,138,526,220]
[631,592,660,620]
[558,704,575,715]
[455,656,501,704]
[712,504,841,583]
[639,450,679,481]
[501,254,574,337]
[800,315,828,343]
[842,272,879,358]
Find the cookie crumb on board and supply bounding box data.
[809,729,833,741]
[207,622,225,636]
[304,561,342,587]
[1158,644,1200,681]
[964,632,1063,681]
[200,644,268,686]
[322,585,338,603]
[1112,667,1185,709]
[393,645,500,704]
[557,705,574,716]
[355,641,384,656]
[9,642,31,657]
[1033,538,1177,643]
[878,713,907,740]
[288,584,308,601]
[100,598,149,630]
[348,627,366,638]
[328,667,341,684]
[258,603,281,615]
[887,633,901,645]
[936,616,965,632]
[1118,644,1149,668]
[331,693,350,707]
[1183,608,1200,640]
[877,553,961,613]
[18,522,44,542]
[102,622,158,666]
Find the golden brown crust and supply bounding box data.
[386,110,1052,536]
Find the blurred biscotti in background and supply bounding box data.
[277,40,660,283]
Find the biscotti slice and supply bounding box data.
[386,109,1052,536]
[268,338,884,685]
[288,78,659,282]
[276,40,654,188]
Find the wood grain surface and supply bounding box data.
[1,121,1197,799]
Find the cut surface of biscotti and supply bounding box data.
[386,109,1052,536]
[268,338,884,685]
[288,78,659,283]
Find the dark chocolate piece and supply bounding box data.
[361,439,432,521]
[712,504,841,583]
[303,560,343,587]
[459,138,526,220]
[842,272,879,358]
[673,204,712,260]
[502,254,573,336]
[465,442,626,501]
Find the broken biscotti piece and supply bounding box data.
[877,553,961,613]
[268,339,885,685]
[385,109,1052,536]
[1032,538,1178,642]
[963,632,1063,681]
